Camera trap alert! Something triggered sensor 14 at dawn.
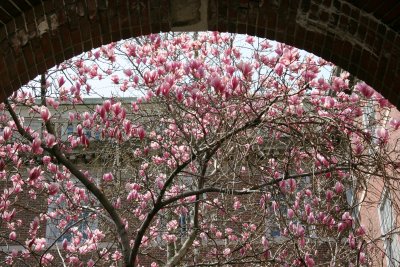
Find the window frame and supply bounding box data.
[379,188,400,267]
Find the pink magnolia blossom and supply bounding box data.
[29,167,42,181]
[167,220,178,231]
[32,138,43,154]
[9,231,16,240]
[40,106,51,121]
[57,76,65,87]
[45,134,56,147]
[334,181,344,194]
[304,253,315,267]
[237,61,253,78]
[41,253,54,266]
[33,238,47,251]
[47,183,59,195]
[103,172,114,182]
[359,252,366,264]
[162,234,177,243]
[87,259,95,267]
[390,118,400,130]
[376,127,389,143]
[287,208,295,219]
[3,126,12,140]
[223,248,231,257]
[233,197,241,210]
[355,82,374,98]
[348,233,356,249]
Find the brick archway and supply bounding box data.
[0,1,399,107]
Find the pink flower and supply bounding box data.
[176,90,184,102]
[210,76,225,93]
[348,233,356,249]
[356,225,366,236]
[42,156,51,165]
[287,208,294,219]
[233,197,241,210]
[296,225,305,236]
[40,106,51,121]
[33,238,47,251]
[261,236,269,249]
[46,134,56,147]
[337,222,346,232]
[334,181,344,194]
[123,69,133,77]
[3,126,12,140]
[355,82,374,98]
[103,172,114,182]
[376,127,389,143]
[2,209,15,222]
[305,189,312,197]
[167,220,178,231]
[138,127,146,140]
[48,183,59,195]
[323,96,335,109]
[143,71,158,85]
[274,63,284,76]
[256,136,263,144]
[223,248,231,257]
[237,61,253,78]
[32,138,43,154]
[87,259,95,267]
[123,120,132,134]
[287,179,296,192]
[304,211,314,223]
[9,231,16,240]
[29,167,42,181]
[41,253,54,266]
[162,234,177,243]
[326,190,333,202]
[58,76,65,87]
[112,251,122,261]
[305,253,315,267]
[245,35,254,44]
[112,102,122,116]
[103,100,112,112]
[390,118,400,130]
[304,204,311,215]
[225,227,233,235]
[354,143,363,155]
[359,252,366,264]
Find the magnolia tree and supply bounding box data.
[1,32,399,266]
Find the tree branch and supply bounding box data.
[5,99,132,265]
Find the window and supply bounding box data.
[266,195,287,239]
[346,180,360,222]
[45,206,95,243]
[45,177,98,243]
[363,100,375,133]
[84,129,91,138]
[269,223,281,238]
[379,189,400,267]
[179,213,190,237]
[66,124,74,136]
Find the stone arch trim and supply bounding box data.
[0,0,399,107]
